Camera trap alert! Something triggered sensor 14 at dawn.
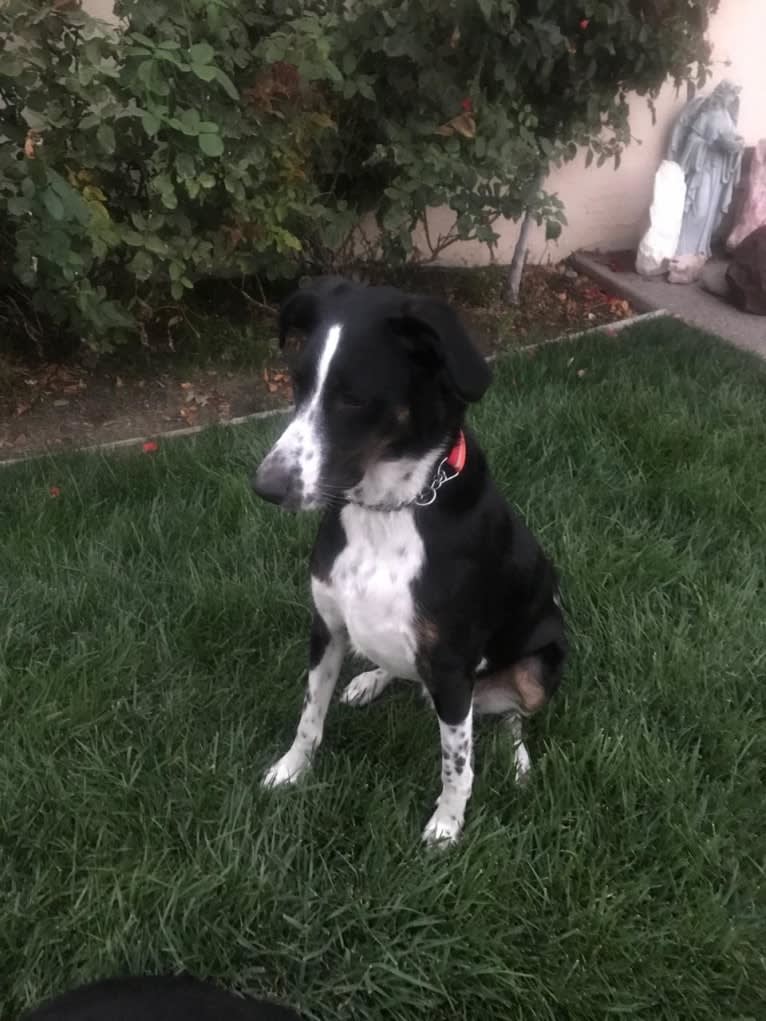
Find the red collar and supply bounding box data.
[446,430,467,473]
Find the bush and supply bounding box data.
[0,0,719,355]
[0,0,336,352]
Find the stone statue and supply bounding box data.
[668,80,745,261]
[635,160,687,276]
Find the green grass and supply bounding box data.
[2,317,765,1020]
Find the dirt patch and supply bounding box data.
[0,263,633,462]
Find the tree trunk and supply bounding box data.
[504,171,544,304]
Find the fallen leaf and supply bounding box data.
[52,399,69,407]
[15,401,32,416]
[115,376,124,388]
[435,112,476,139]
[180,381,194,391]
[267,382,279,393]
[142,440,159,453]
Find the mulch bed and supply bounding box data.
[0,263,633,461]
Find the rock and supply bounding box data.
[727,140,766,251]
[725,225,766,314]
[700,260,731,298]
[668,253,707,284]
[636,160,687,276]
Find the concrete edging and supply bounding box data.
[0,309,669,469]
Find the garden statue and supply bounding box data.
[667,80,745,275]
[635,160,686,276]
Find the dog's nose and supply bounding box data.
[251,461,291,506]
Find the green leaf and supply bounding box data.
[143,234,167,254]
[585,149,594,168]
[214,67,239,100]
[7,196,30,217]
[189,42,215,65]
[129,250,154,280]
[175,153,196,179]
[170,280,184,300]
[141,110,162,136]
[42,189,65,221]
[97,123,116,154]
[22,108,46,130]
[545,220,563,242]
[0,55,24,77]
[191,63,217,83]
[198,132,224,157]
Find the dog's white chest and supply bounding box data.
[324,506,424,680]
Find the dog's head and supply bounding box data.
[251,278,491,510]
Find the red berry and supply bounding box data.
[49,485,61,498]
[461,97,473,112]
[142,440,159,453]
[579,18,590,29]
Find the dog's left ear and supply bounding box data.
[392,297,492,403]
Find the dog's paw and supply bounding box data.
[262,751,310,788]
[340,668,390,707]
[422,808,462,847]
[513,740,532,785]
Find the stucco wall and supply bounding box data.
[81,0,765,263]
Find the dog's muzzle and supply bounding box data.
[251,456,303,510]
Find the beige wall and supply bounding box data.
[82,0,765,263]
[83,0,117,23]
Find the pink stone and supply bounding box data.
[727,140,766,251]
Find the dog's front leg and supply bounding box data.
[263,609,346,787]
[422,680,474,846]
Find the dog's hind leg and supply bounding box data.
[263,608,346,787]
[340,667,394,707]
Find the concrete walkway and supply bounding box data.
[572,252,766,359]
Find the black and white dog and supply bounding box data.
[21,975,302,1020]
[253,278,567,845]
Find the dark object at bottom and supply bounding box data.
[19,975,304,1021]
[726,226,766,315]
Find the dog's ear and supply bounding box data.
[278,276,352,349]
[392,296,491,403]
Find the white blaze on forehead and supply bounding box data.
[315,323,342,396]
[263,323,342,501]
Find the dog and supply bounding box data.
[20,975,303,1020]
[252,278,567,844]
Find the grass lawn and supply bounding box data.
[2,317,765,1020]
